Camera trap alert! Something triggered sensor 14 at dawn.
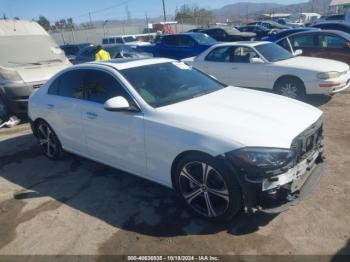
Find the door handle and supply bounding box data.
[232,67,238,70]
[86,112,98,119]
[47,104,55,109]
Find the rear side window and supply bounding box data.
[177,35,195,47]
[48,70,85,99]
[290,34,315,48]
[205,46,230,62]
[84,70,128,103]
[115,38,124,44]
[109,38,116,44]
[102,39,108,45]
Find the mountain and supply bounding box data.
[259,0,331,15]
[211,0,331,20]
[212,2,284,19]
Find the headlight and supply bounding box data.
[0,68,23,82]
[227,147,296,178]
[317,71,341,80]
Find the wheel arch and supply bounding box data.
[170,150,216,189]
[32,118,51,137]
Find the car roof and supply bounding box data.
[313,22,350,28]
[89,57,176,70]
[211,41,271,48]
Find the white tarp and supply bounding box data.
[330,0,350,6]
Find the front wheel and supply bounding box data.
[274,77,306,100]
[35,121,63,159]
[174,154,242,222]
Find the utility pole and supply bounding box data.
[89,12,93,28]
[162,0,166,22]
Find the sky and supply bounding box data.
[1,0,307,23]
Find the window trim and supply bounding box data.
[47,67,142,112]
[81,67,142,112]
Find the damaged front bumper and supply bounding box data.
[224,148,325,214]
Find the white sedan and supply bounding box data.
[183,42,350,99]
[29,58,324,222]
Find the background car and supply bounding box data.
[236,25,271,39]
[262,27,318,42]
[28,58,324,222]
[137,32,217,60]
[276,30,350,64]
[60,43,93,63]
[0,20,71,118]
[74,44,150,64]
[183,42,350,100]
[248,21,291,30]
[312,22,350,34]
[194,27,256,42]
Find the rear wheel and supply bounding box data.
[35,121,63,159]
[274,77,306,100]
[174,153,241,222]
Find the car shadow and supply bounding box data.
[332,239,350,262]
[304,94,332,107]
[0,134,278,238]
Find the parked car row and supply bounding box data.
[2,19,347,223]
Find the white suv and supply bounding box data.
[28,58,325,222]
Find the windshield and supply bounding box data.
[0,35,66,67]
[121,62,225,107]
[105,45,134,57]
[255,43,294,62]
[191,33,216,45]
[124,36,137,42]
[226,27,241,34]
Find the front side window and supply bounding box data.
[318,34,345,48]
[178,35,195,47]
[49,70,85,99]
[164,35,178,46]
[80,48,95,58]
[277,38,292,52]
[232,47,258,63]
[120,62,225,108]
[85,70,128,104]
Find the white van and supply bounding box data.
[102,34,151,48]
[0,20,71,118]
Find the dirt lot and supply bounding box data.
[0,92,349,258]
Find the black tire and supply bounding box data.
[174,153,242,222]
[35,120,64,160]
[274,77,306,100]
[0,96,9,124]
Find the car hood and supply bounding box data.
[157,87,322,149]
[274,56,349,72]
[7,61,71,83]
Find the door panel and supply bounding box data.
[80,69,146,176]
[45,70,86,153]
[81,101,146,175]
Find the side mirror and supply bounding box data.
[104,96,138,112]
[294,49,303,56]
[250,57,265,64]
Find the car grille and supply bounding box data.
[291,117,323,162]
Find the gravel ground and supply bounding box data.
[0,92,349,258]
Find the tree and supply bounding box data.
[38,16,50,31]
[175,4,213,26]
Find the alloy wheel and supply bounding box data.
[279,83,298,99]
[37,123,58,158]
[179,161,230,218]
